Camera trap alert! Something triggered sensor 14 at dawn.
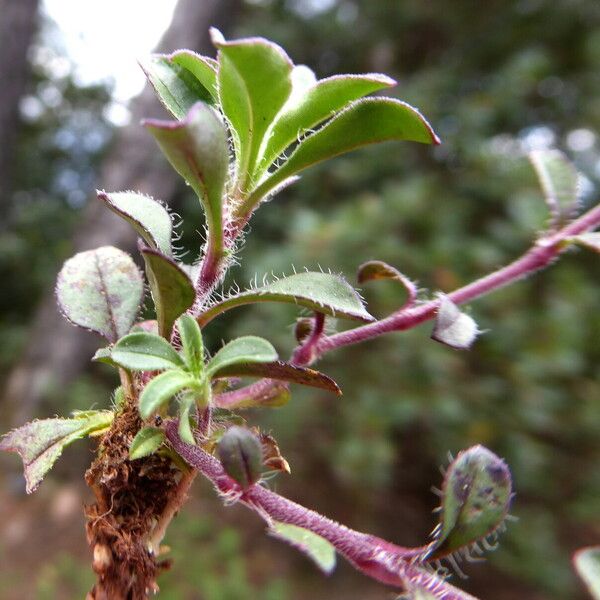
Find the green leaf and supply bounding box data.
[269,521,336,574]
[139,369,195,419]
[212,29,293,185]
[140,53,216,119]
[140,245,196,338]
[207,336,278,377]
[260,71,396,172]
[216,426,263,489]
[574,547,600,600]
[429,445,512,559]
[92,346,117,367]
[0,411,114,493]
[129,426,166,460]
[144,102,228,255]
[529,149,580,224]
[213,360,341,395]
[570,232,600,254]
[431,296,479,350]
[198,271,374,326]
[177,314,204,376]
[111,332,184,371]
[178,392,197,445]
[244,97,440,215]
[98,191,173,257]
[56,246,144,343]
[170,50,218,102]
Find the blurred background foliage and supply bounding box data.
[1,0,600,598]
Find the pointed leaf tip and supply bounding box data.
[429,445,512,559]
[269,521,336,574]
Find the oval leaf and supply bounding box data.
[357,259,417,309]
[429,445,512,559]
[269,521,336,574]
[144,102,228,254]
[198,271,374,326]
[129,426,166,460]
[213,360,341,395]
[178,392,197,445]
[260,72,396,172]
[213,30,293,184]
[529,149,581,225]
[431,296,479,350]
[111,332,184,371]
[574,547,600,600]
[215,382,291,410]
[244,97,440,214]
[140,53,216,119]
[0,411,114,493]
[140,245,195,338]
[139,369,195,419]
[207,336,278,376]
[98,191,173,257]
[56,246,144,343]
[177,314,204,377]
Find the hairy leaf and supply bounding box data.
[129,426,165,460]
[0,411,114,493]
[178,392,197,445]
[140,53,216,119]
[245,97,439,213]
[357,259,416,308]
[170,50,218,102]
[574,547,600,600]
[177,314,204,377]
[213,360,341,395]
[140,245,195,338]
[269,521,336,574]
[431,296,479,350]
[207,336,278,377]
[111,332,184,371]
[98,191,173,256]
[260,72,396,171]
[198,271,373,326]
[56,246,143,342]
[139,370,195,419]
[144,102,228,254]
[214,381,291,410]
[429,445,512,558]
[212,29,293,184]
[529,149,580,224]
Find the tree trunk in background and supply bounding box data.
[0,0,40,217]
[3,0,243,425]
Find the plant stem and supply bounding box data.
[148,468,197,556]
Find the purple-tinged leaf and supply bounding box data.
[144,102,228,257]
[56,246,144,343]
[428,445,512,559]
[260,71,396,173]
[140,245,195,338]
[197,271,374,326]
[0,411,114,493]
[212,29,293,186]
[213,360,341,395]
[216,426,263,490]
[129,426,165,460]
[243,97,440,216]
[269,521,336,574]
[215,380,291,410]
[431,296,479,350]
[139,53,216,119]
[574,546,600,600]
[98,191,173,257]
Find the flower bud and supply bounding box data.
[217,426,262,489]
